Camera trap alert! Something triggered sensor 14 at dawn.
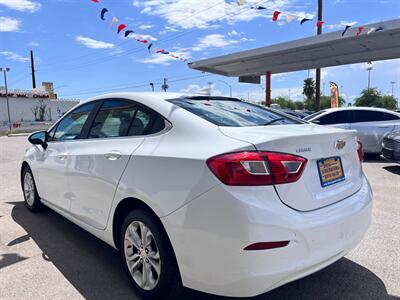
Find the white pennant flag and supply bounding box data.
[367,27,376,35]
[286,15,297,24]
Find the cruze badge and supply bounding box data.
[296,147,311,153]
[335,140,346,150]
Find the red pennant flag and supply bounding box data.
[91,0,99,3]
[137,39,148,44]
[316,20,324,28]
[156,49,166,53]
[117,24,127,34]
[356,26,364,36]
[272,11,280,21]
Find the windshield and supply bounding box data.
[168,97,303,127]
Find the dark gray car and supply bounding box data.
[381,130,400,164]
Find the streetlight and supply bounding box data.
[390,81,396,97]
[366,62,373,90]
[0,67,12,133]
[218,80,232,97]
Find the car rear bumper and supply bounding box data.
[162,175,373,297]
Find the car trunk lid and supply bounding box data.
[219,124,363,211]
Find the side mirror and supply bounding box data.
[28,130,48,149]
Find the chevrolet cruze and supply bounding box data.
[21,93,373,299]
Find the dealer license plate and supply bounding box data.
[317,156,345,187]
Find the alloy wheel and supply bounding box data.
[124,220,161,291]
[24,172,35,206]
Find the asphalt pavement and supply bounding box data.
[0,136,399,300]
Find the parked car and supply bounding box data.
[305,107,400,153]
[280,109,308,119]
[21,93,372,299]
[381,130,400,164]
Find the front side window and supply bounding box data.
[53,102,95,141]
[316,111,350,125]
[89,100,137,138]
[168,97,301,127]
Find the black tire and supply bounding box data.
[120,209,182,300]
[21,165,43,212]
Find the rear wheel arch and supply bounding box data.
[112,197,168,250]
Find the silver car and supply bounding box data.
[305,107,400,153]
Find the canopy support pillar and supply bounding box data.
[265,71,271,108]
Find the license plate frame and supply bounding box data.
[317,156,345,188]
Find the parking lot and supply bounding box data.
[0,136,399,300]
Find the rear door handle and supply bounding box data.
[104,151,122,161]
[58,153,68,160]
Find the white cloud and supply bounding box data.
[139,24,153,30]
[0,0,41,12]
[76,36,114,49]
[327,20,357,30]
[0,16,21,32]
[132,0,298,29]
[180,83,222,95]
[228,30,239,36]
[28,41,39,46]
[192,34,239,51]
[0,51,30,62]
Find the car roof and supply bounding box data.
[321,107,398,114]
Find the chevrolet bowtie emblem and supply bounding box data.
[335,140,346,150]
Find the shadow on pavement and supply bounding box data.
[9,201,398,300]
[383,165,400,175]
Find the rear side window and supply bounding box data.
[89,100,137,138]
[128,107,166,136]
[316,111,350,125]
[53,102,95,141]
[351,110,399,123]
[168,97,301,127]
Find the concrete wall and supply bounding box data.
[0,97,80,123]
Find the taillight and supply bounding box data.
[206,151,307,186]
[357,141,364,162]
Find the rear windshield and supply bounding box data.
[304,110,326,121]
[168,97,303,127]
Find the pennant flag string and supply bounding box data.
[272,11,281,22]
[117,24,127,34]
[124,30,134,37]
[342,25,351,36]
[100,8,108,20]
[89,0,388,65]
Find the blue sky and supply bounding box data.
[1,0,400,105]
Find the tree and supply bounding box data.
[354,88,398,110]
[303,78,316,110]
[31,100,48,121]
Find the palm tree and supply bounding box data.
[303,78,316,110]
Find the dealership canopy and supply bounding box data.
[189,19,400,77]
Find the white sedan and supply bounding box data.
[21,93,372,299]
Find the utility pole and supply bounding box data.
[150,82,154,92]
[161,78,168,92]
[30,50,36,89]
[0,67,12,133]
[315,0,323,111]
[207,82,213,96]
[366,62,373,90]
[218,80,232,97]
[390,81,396,97]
